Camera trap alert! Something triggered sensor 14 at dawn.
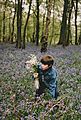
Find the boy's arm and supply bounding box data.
[49,70,58,98]
[50,70,57,87]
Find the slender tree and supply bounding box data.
[50,0,55,45]
[45,0,52,42]
[41,13,45,39]
[22,0,32,49]
[11,0,16,43]
[41,0,52,52]
[75,0,78,45]
[3,0,7,42]
[32,13,36,43]
[35,0,39,46]
[58,0,68,46]
[78,21,81,44]
[16,0,22,48]
[67,0,74,45]
[0,2,2,42]
[8,9,12,42]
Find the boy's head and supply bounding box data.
[40,55,54,71]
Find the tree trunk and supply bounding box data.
[58,0,68,47]
[16,0,20,48]
[0,4,2,42]
[16,0,22,48]
[32,14,36,43]
[3,7,6,42]
[41,13,45,39]
[67,0,74,45]
[22,0,32,49]
[78,22,81,45]
[50,0,55,45]
[3,0,8,42]
[78,32,81,45]
[41,0,52,52]
[11,0,16,43]
[75,0,78,45]
[45,0,52,41]
[35,0,39,46]
[8,10,11,42]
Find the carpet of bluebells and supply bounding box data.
[0,43,81,120]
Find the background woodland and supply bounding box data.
[0,0,81,119]
[0,0,81,50]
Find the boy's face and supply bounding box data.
[41,64,49,71]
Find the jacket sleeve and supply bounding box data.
[49,70,58,98]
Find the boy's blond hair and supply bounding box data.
[40,55,54,66]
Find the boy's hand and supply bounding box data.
[33,73,39,89]
[34,78,39,89]
[33,73,38,78]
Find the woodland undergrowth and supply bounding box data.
[0,43,81,120]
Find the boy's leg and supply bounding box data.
[55,88,58,99]
[54,85,59,99]
[55,81,59,99]
[35,82,45,99]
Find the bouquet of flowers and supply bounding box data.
[25,54,39,89]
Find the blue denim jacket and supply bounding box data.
[37,64,58,98]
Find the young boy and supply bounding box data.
[33,55,58,100]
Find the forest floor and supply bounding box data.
[0,43,81,120]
